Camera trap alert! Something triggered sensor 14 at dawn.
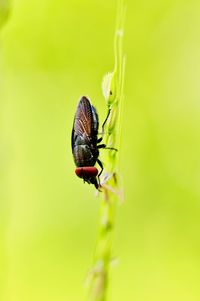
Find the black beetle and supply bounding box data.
[71,96,113,189]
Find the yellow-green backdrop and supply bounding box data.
[1,0,200,300]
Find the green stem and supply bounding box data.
[89,195,115,301]
[88,1,126,301]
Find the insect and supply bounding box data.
[71,96,113,189]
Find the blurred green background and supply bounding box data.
[1,0,200,300]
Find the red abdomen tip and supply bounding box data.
[75,166,98,178]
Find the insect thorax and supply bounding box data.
[73,144,98,167]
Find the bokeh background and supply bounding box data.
[1,0,200,300]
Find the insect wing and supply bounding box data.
[91,105,99,135]
[73,96,93,138]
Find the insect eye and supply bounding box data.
[75,167,98,179]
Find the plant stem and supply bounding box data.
[88,2,126,301]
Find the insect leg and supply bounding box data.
[98,144,118,151]
[97,143,106,148]
[97,158,104,179]
[102,108,111,135]
[94,179,100,190]
[97,108,111,140]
